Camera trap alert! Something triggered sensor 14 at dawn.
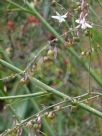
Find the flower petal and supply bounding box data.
[56,12,60,16]
[76,25,80,29]
[62,12,68,18]
[52,12,67,23]
[51,16,60,20]
[75,19,80,23]
[59,18,65,22]
[85,23,92,28]
[81,23,87,29]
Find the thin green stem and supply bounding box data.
[6,0,102,88]
[0,91,48,100]
[0,58,55,136]
[78,102,102,118]
[1,59,102,118]
[91,92,102,96]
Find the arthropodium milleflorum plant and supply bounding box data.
[6,0,102,87]
[1,58,102,136]
[1,58,102,117]
[1,0,102,135]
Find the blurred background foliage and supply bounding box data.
[0,0,102,136]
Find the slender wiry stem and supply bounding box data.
[0,91,48,100]
[0,59,55,136]
[0,59,102,118]
[6,0,102,88]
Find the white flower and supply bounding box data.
[75,18,92,29]
[51,12,67,23]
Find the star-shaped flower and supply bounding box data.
[75,17,92,29]
[51,12,67,23]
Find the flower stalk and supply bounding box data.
[6,0,102,88]
[0,59,102,118]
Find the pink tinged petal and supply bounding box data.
[80,19,85,25]
[82,17,85,22]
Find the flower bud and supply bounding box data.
[47,49,54,57]
[47,111,55,119]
